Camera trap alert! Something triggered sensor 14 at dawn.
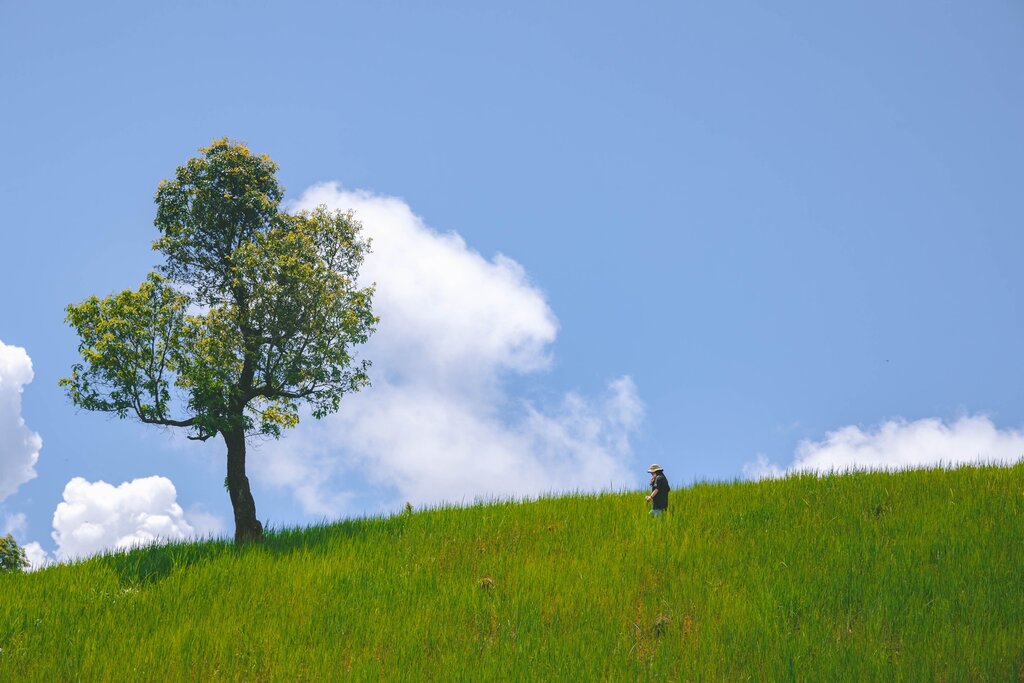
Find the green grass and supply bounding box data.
[2,464,1023,681]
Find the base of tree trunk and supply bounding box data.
[234,518,264,544]
[224,429,264,545]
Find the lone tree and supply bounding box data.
[61,139,377,543]
[0,534,29,572]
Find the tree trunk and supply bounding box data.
[223,428,263,544]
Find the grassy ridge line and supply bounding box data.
[1,464,1022,681]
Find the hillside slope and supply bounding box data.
[2,464,1022,680]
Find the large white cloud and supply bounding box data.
[744,416,1024,479]
[293,185,559,392]
[51,476,197,561]
[248,184,642,514]
[0,340,42,502]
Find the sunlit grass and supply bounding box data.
[2,463,1022,680]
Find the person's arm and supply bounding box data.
[645,488,658,502]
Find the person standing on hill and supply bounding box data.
[645,464,670,516]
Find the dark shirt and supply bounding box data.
[651,473,669,510]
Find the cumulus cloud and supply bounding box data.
[0,340,42,502]
[51,476,197,561]
[257,376,642,513]
[22,542,49,571]
[248,184,642,514]
[291,184,558,391]
[744,416,1024,479]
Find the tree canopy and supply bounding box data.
[0,535,28,573]
[61,139,377,542]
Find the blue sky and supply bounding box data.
[1,1,1022,563]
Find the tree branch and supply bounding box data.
[247,384,317,401]
[138,415,198,428]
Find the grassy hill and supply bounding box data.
[2,464,1022,681]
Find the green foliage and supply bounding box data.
[0,535,28,573]
[153,139,284,302]
[2,465,1022,680]
[60,138,377,440]
[60,273,189,424]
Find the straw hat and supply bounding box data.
[647,464,664,473]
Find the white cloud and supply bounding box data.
[22,542,49,571]
[183,504,225,538]
[2,512,26,536]
[249,184,642,514]
[2,513,50,571]
[744,416,1024,479]
[741,455,785,480]
[0,340,42,502]
[290,184,558,392]
[51,476,197,561]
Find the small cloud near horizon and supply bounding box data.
[744,415,1024,479]
[47,476,222,562]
